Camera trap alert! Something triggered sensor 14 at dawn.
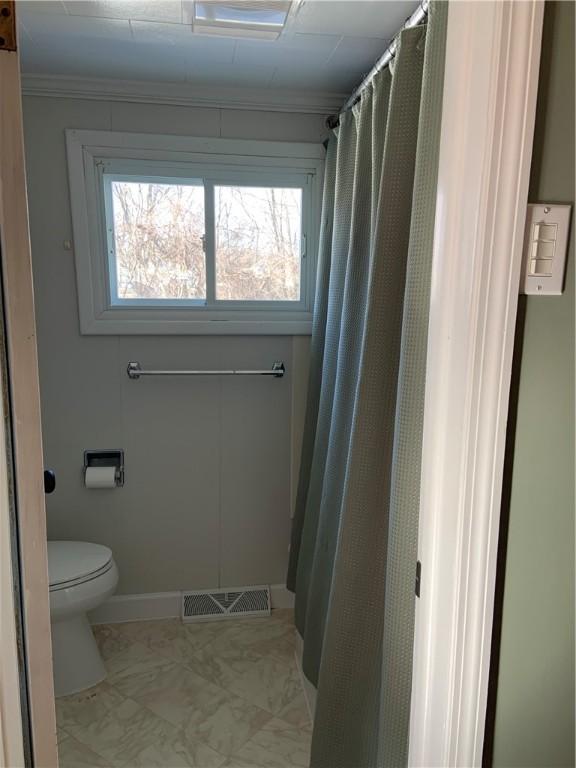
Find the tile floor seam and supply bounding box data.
[182,667,302,720]
[106,651,283,761]
[67,693,144,766]
[57,612,311,768]
[179,650,294,693]
[109,667,263,763]
[56,725,70,742]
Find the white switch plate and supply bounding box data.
[521,203,572,295]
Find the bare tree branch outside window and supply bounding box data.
[110,180,302,302]
[111,180,206,300]
[215,185,302,301]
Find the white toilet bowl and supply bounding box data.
[48,541,118,698]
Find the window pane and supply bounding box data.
[109,179,206,301]
[215,185,302,301]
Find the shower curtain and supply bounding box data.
[287,3,448,766]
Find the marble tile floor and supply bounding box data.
[56,610,312,768]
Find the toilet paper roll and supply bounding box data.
[85,466,117,489]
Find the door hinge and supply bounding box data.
[415,560,422,598]
[0,2,17,52]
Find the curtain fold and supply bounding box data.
[287,3,448,766]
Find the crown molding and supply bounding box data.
[20,74,346,115]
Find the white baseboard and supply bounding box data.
[270,584,295,610]
[89,591,180,624]
[90,584,294,624]
[295,630,317,720]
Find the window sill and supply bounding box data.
[80,310,314,335]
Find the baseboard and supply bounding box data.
[295,630,317,719]
[90,584,294,624]
[270,584,295,610]
[89,591,180,624]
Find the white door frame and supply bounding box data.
[409,1,544,766]
[0,6,58,766]
[0,355,25,768]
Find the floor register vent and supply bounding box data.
[182,585,271,622]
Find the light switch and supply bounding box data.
[521,204,572,295]
[530,239,555,261]
[530,259,553,276]
[533,223,557,241]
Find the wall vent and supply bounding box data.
[182,585,271,622]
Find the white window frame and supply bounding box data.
[65,129,324,335]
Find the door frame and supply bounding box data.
[0,349,26,768]
[0,4,58,766]
[409,1,544,766]
[0,1,543,767]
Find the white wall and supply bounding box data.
[22,95,322,594]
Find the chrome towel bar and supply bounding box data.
[126,361,285,380]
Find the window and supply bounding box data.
[106,177,207,303]
[66,130,323,334]
[214,185,302,302]
[104,176,304,306]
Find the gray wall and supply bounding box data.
[492,3,575,766]
[23,95,322,594]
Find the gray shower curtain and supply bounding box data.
[287,3,448,766]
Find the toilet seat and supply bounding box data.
[48,541,113,592]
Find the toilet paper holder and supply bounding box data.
[83,450,124,487]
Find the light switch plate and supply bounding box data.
[521,203,572,295]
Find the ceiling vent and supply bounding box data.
[191,1,293,40]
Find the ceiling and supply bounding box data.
[17,1,418,95]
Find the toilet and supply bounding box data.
[48,541,118,698]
